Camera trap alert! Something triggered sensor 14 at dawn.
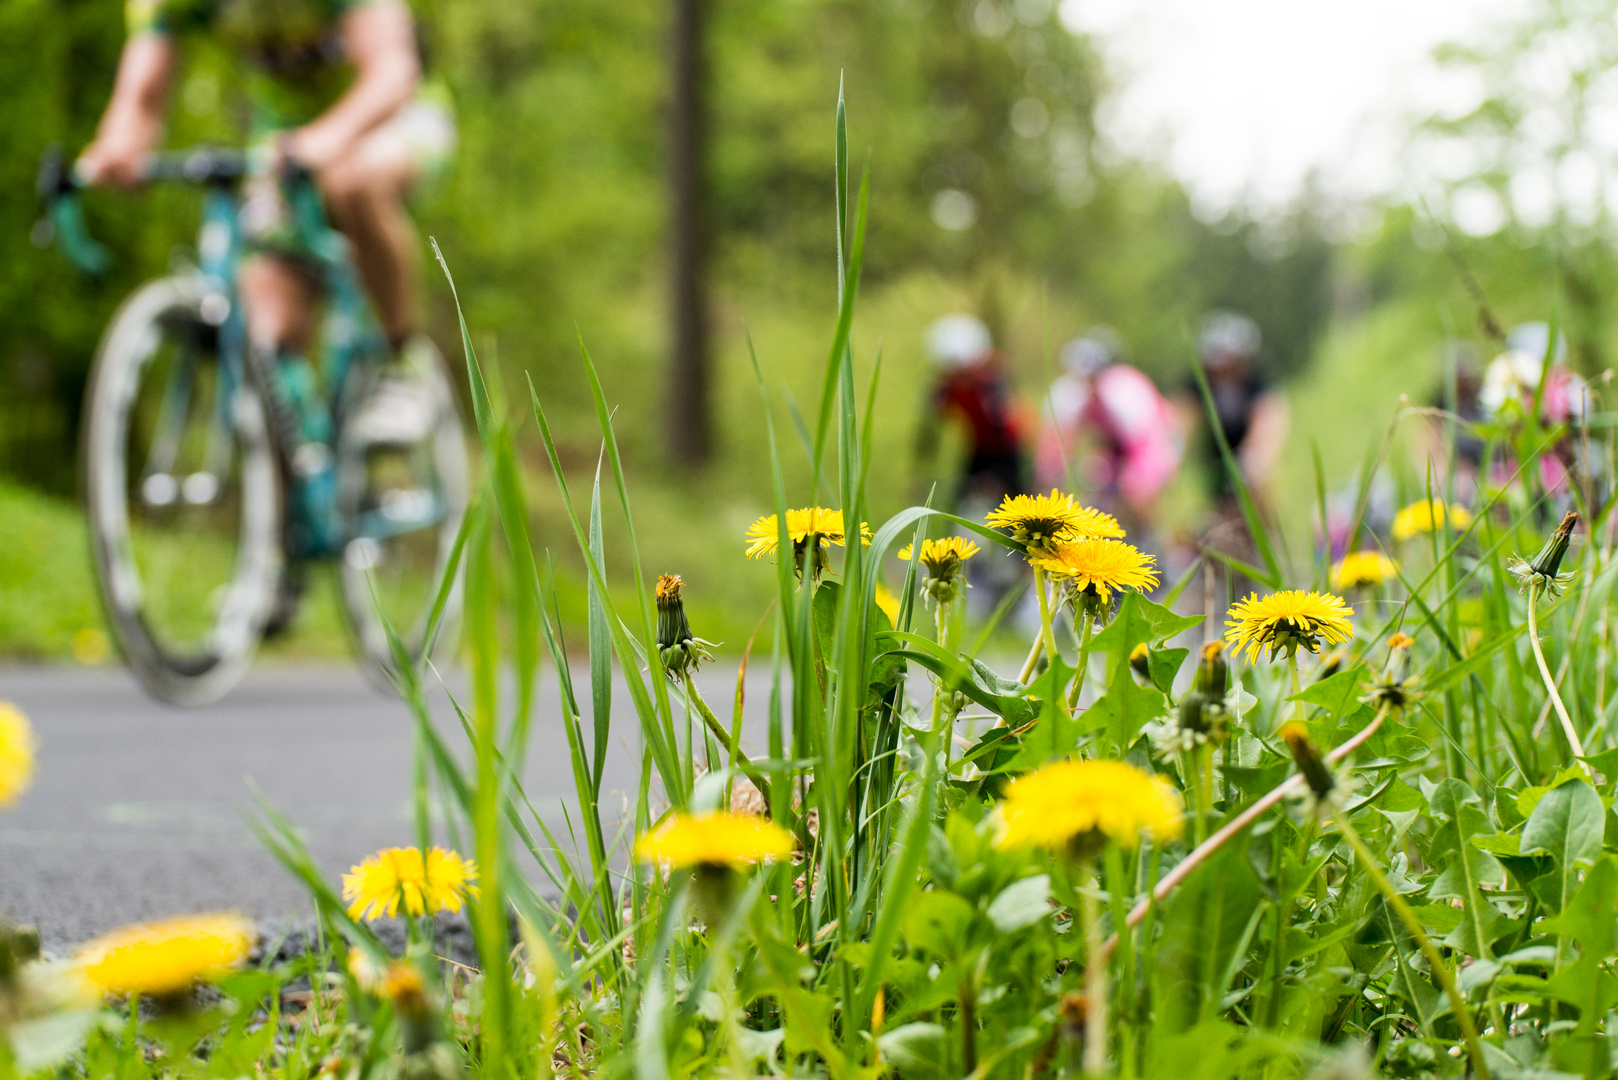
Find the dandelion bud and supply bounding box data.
[655,574,716,678]
[1511,511,1579,595]
[1279,722,1335,800]
[1533,512,1578,579]
[1314,650,1345,681]
[1129,643,1152,684]
[899,537,979,608]
[1194,641,1227,698]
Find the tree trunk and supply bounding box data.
[667,0,711,466]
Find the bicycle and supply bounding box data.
[37,146,469,704]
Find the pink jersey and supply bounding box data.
[1037,365,1181,506]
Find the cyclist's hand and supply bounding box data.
[282,123,350,175]
[78,136,150,189]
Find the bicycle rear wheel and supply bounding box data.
[335,336,469,686]
[83,275,282,704]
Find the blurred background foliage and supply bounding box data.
[3,0,1616,656]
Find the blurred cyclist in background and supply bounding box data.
[1035,328,1181,538]
[1173,311,1288,614]
[914,314,1031,510]
[913,314,1031,618]
[79,0,455,629]
[1479,322,1594,512]
[1175,311,1288,517]
[80,0,453,423]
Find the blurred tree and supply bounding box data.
[668,0,712,465]
[2,0,1341,495]
[1409,0,1618,373]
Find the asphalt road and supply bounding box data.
[0,662,772,949]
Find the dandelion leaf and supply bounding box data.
[1088,593,1202,660]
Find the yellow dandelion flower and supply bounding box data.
[1225,590,1355,664]
[996,759,1183,855]
[342,846,479,922]
[0,702,36,809]
[985,490,1123,551]
[743,507,870,559]
[897,536,981,572]
[76,913,254,996]
[1392,499,1474,542]
[635,812,793,870]
[1330,550,1399,591]
[874,583,901,624]
[1028,539,1159,609]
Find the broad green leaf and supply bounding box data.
[986,874,1052,933]
[1082,660,1169,755]
[1522,778,1604,912]
[902,890,983,961]
[1287,665,1369,719]
[1088,593,1204,658]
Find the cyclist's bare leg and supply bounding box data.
[317,125,420,346]
[240,255,320,355]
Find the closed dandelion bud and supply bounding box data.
[1533,511,1578,579]
[655,574,716,678]
[1129,643,1152,684]
[1511,511,1579,595]
[1279,722,1335,800]
[1314,650,1345,681]
[1194,641,1227,697]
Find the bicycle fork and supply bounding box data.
[243,343,343,559]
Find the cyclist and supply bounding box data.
[1174,311,1287,517]
[914,314,1031,510]
[1034,329,1181,537]
[912,313,1032,619]
[79,0,454,624]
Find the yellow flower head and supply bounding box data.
[343,846,479,922]
[0,702,36,808]
[1029,539,1159,610]
[1225,590,1355,664]
[1392,499,1474,542]
[1330,550,1399,591]
[996,759,1183,855]
[744,507,870,559]
[985,490,1123,552]
[76,913,254,997]
[635,812,793,870]
[898,536,980,575]
[874,583,901,624]
[899,536,980,606]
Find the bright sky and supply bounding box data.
[1057,0,1530,215]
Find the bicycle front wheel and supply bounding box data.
[335,335,470,686]
[83,276,282,704]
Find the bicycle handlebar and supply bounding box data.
[35,145,259,275]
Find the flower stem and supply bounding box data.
[1287,651,1304,727]
[1186,743,1210,847]
[1334,811,1490,1080]
[1527,582,1585,762]
[933,600,955,774]
[1067,609,1094,711]
[682,671,772,815]
[1080,857,1107,1077]
[1018,568,1057,686]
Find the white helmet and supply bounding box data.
[926,314,992,370]
[1199,311,1261,367]
[1059,326,1126,377]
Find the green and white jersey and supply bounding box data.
[126,0,383,128]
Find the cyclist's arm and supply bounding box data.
[284,0,419,171]
[81,34,177,188]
